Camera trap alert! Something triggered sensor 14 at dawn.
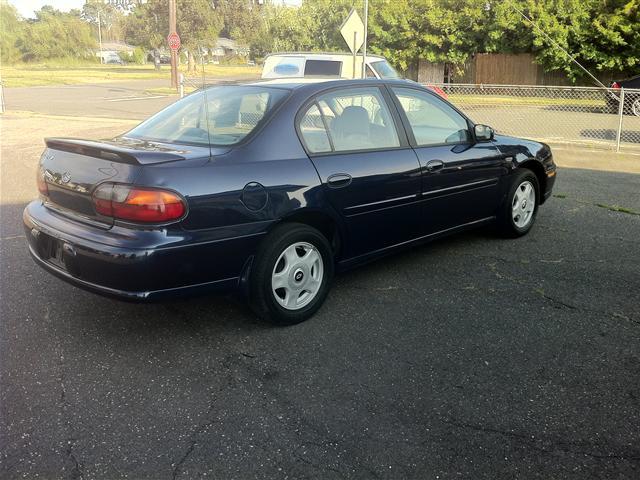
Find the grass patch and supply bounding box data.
[1,62,261,88]
[448,94,604,108]
[553,194,567,199]
[595,203,640,215]
[145,86,198,96]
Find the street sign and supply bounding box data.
[167,32,181,51]
[340,8,365,54]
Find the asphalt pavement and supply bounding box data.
[1,104,640,479]
[4,80,177,120]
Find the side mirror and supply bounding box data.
[474,124,494,141]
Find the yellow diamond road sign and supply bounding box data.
[340,8,365,54]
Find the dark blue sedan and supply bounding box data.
[24,79,556,324]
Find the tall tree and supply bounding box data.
[0,0,25,63]
[17,6,96,61]
[125,0,224,71]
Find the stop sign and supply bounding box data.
[167,32,181,51]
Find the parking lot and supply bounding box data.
[1,89,640,478]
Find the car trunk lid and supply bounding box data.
[39,137,207,227]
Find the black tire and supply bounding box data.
[249,222,334,325]
[497,169,540,238]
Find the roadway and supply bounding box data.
[1,88,639,479]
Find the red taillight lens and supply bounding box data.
[93,183,186,223]
[37,168,48,196]
[612,82,621,89]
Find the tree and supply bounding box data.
[17,6,96,61]
[82,1,127,43]
[124,0,223,71]
[0,0,25,64]
[368,0,489,72]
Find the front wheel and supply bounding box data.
[497,169,539,237]
[249,223,334,325]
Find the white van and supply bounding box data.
[261,53,401,80]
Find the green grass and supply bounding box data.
[1,62,261,88]
[448,94,604,108]
[595,203,639,215]
[145,86,197,96]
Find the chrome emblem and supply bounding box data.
[61,172,71,184]
[42,150,55,163]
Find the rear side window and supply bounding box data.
[297,87,400,153]
[304,60,342,77]
[299,104,332,153]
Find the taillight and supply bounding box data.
[37,168,48,196]
[92,183,186,223]
[612,82,621,89]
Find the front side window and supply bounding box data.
[126,86,288,146]
[392,87,470,146]
[298,87,400,153]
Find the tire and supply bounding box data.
[249,222,334,325]
[631,98,640,117]
[497,169,540,238]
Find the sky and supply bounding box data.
[8,0,302,19]
[8,0,86,18]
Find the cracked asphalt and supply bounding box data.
[1,114,640,479]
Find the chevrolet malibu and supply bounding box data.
[24,79,556,324]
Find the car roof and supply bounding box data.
[244,78,418,92]
[264,52,386,61]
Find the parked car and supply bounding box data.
[105,57,125,65]
[606,74,640,116]
[262,52,447,98]
[262,52,401,80]
[24,79,556,325]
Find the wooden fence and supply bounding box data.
[413,53,618,86]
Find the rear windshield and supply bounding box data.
[126,86,288,146]
[304,60,342,76]
[370,60,400,79]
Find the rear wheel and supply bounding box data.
[249,223,333,325]
[497,169,539,237]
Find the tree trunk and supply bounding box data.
[188,51,196,73]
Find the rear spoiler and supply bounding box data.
[45,138,186,165]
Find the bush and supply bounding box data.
[119,47,147,64]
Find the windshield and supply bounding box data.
[370,60,400,79]
[126,86,289,146]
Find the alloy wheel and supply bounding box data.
[512,180,535,229]
[271,241,324,310]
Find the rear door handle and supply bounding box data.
[426,160,444,172]
[327,173,352,189]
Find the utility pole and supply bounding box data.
[361,0,368,78]
[97,9,103,64]
[169,0,178,89]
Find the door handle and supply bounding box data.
[426,160,444,172]
[327,173,352,189]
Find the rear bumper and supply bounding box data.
[23,201,265,301]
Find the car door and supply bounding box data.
[297,86,422,259]
[388,85,508,234]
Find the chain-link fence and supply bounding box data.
[428,84,640,152]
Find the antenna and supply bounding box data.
[200,46,213,158]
